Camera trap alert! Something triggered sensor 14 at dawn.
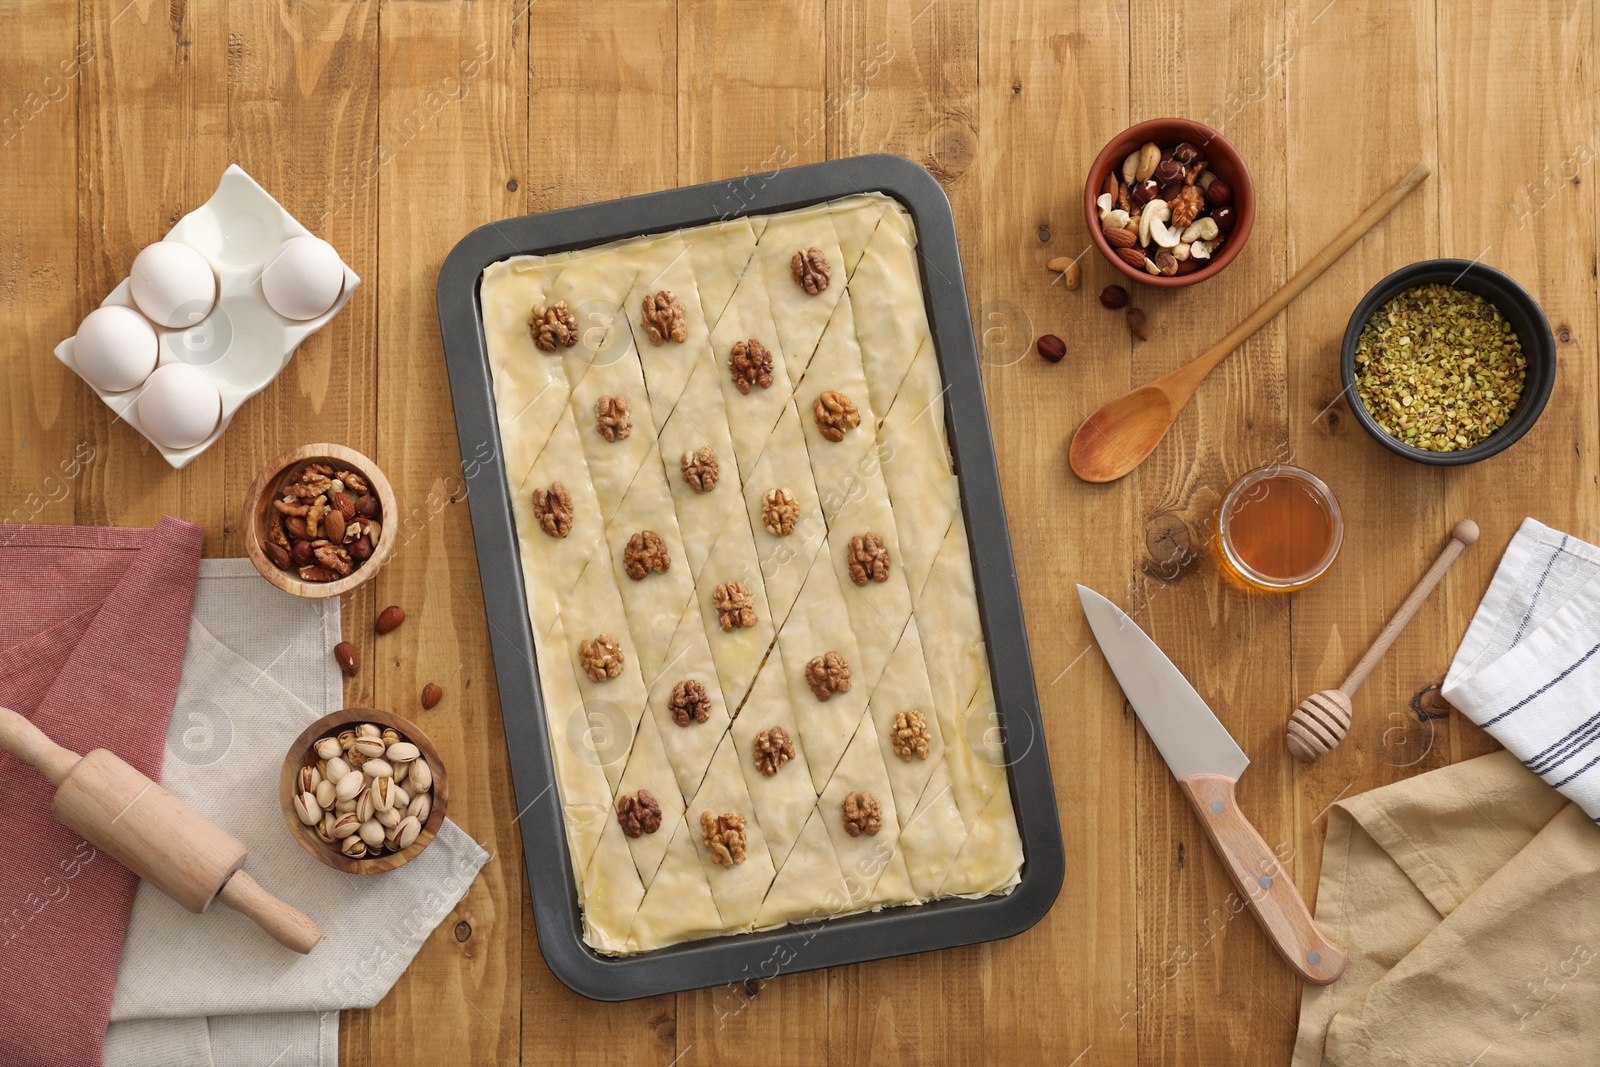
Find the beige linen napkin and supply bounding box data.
[1293,751,1600,1065]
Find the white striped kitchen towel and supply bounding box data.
[1443,517,1600,822]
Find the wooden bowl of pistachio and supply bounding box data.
[279,708,448,875]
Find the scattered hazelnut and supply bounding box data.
[1099,285,1129,310]
[1036,334,1066,364]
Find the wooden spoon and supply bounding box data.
[1069,164,1431,484]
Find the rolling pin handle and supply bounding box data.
[0,705,82,785]
[216,870,323,954]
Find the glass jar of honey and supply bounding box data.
[1215,465,1343,592]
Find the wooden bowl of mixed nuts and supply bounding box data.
[1083,117,1256,287]
[1341,260,1556,465]
[279,709,448,875]
[243,443,397,598]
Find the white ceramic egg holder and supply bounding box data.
[53,164,360,469]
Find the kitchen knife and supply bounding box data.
[1077,585,1347,985]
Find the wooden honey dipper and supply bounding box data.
[1287,520,1479,762]
[0,705,322,953]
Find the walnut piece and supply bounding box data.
[578,633,625,682]
[842,791,882,837]
[298,564,341,583]
[700,811,748,867]
[532,482,573,538]
[762,487,798,537]
[313,543,353,577]
[595,395,632,442]
[616,790,662,838]
[337,469,370,495]
[728,338,774,394]
[891,710,932,762]
[1170,185,1205,231]
[753,726,796,777]
[847,532,890,585]
[680,446,720,493]
[805,651,851,701]
[529,300,579,352]
[669,679,711,727]
[813,390,860,442]
[623,530,670,580]
[791,247,831,294]
[641,290,687,345]
[713,581,756,631]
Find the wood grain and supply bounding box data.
[3,1,1593,1062]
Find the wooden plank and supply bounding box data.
[823,2,984,1064]
[1123,5,1295,1063]
[1280,0,1444,984]
[671,0,830,1061]
[971,2,1137,1064]
[77,0,228,547]
[521,1,680,1063]
[367,3,527,1064]
[0,1,82,532]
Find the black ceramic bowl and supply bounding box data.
[1340,259,1555,465]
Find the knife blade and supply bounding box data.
[1077,585,1348,985]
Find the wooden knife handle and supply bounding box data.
[1177,774,1347,985]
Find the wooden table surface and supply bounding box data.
[5,1,1594,1063]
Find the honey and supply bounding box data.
[1216,466,1343,592]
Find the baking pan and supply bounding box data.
[436,154,1064,1000]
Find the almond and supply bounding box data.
[1126,306,1150,342]
[376,605,406,635]
[334,641,359,677]
[421,682,443,710]
[264,541,292,570]
[325,509,346,543]
[1105,225,1137,249]
[330,490,356,518]
[1116,247,1149,270]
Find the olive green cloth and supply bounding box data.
[1293,750,1600,1066]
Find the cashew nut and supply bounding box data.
[1147,217,1181,249]
[1190,238,1216,260]
[1143,257,1163,276]
[1138,199,1169,248]
[1121,151,1141,186]
[1135,142,1161,182]
[1171,241,1191,261]
[1096,192,1114,220]
[1197,170,1217,191]
[1181,217,1219,243]
[1103,208,1131,231]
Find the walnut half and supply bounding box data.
[753,726,796,777]
[616,790,662,838]
[813,390,860,442]
[713,581,756,631]
[805,651,851,701]
[728,338,774,394]
[641,289,687,345]
[891,710,932,762]
[595,395,632,442]
[847,532,890,585]
[700,811,747,867]
[842,791,882,837]
[791,247,831,294]
[669,678,711,727]
[529,300,578,352]
[579,633,625,682]
[624,530,670,580]
[762,487,798,537]
[680,446,720,493]
[532,482,573,538]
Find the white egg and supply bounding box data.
[129,242,217,328]
[73,305,159,392]
[260,235,345,321]
[136,363,222,450]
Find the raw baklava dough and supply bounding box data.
[481,193,1024,954]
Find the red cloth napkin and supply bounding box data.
[0,519,203,1067]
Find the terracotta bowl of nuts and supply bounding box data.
[279,708,448,875]
[1340,259,1556,465]
[1083,118,1256,286]
[243,443,397,598]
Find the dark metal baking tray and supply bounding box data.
[436,154,1064,1001]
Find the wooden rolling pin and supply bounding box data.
[1287,520,1479,762]
[0,705,322,953]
